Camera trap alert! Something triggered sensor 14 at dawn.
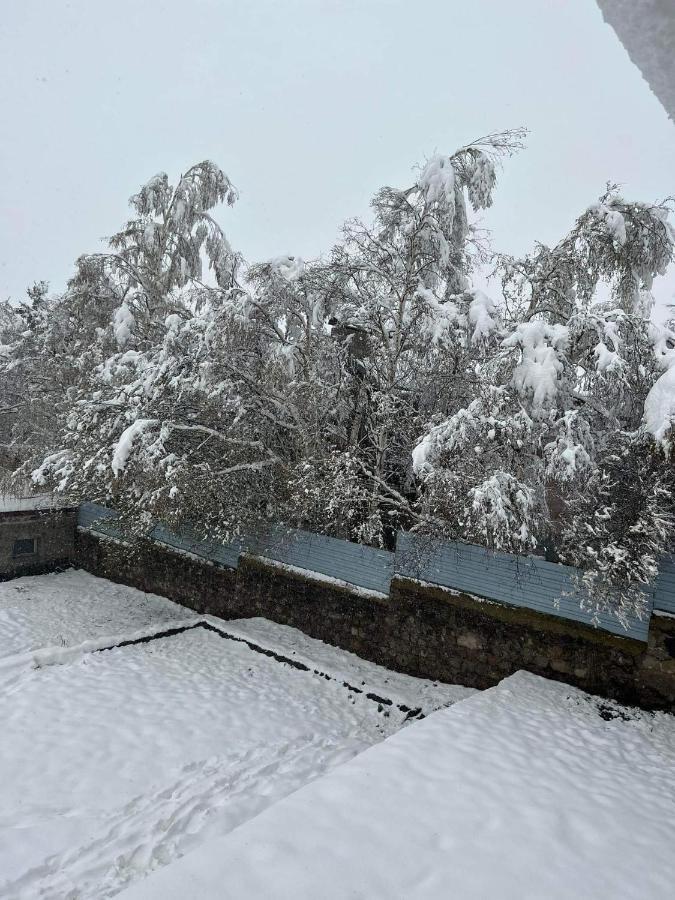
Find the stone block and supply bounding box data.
[457,632,485,651]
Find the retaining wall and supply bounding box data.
[74,528,675,711]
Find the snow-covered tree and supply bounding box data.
[10,138,675,620]
[413,184,675,616]
[412,385,543,551]
[0,279,117,483]
[24,164,254,532]
[304,130,525,544]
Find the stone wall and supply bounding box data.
[387,577,644,702]
[637,612,675,709]
[0,507,77,580]
[74,529,675,711]
[75,529,238,615]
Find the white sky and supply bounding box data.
[1,0,674,313]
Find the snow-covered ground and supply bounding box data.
[0,569,196,664]
[122,670,675,900]
[4,570,674,900]
[0,570,472,899]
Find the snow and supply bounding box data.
[209,615,471,716]
[412,394,512,477]
[0,570,471,899]
[417,283,461,346]
[560,442,586,471]
[0,493,61,511]
[143,222,156,249]
[411,407,470,476]
[0,569,194,662]
[467,288,497,344]
[111,418,156,475]
[411,429,436,475]
[121,670,675,900]
[643,360,675,451]
[468,471,536,548]
[113,302,136,349]
[594,339,622,372]
[418,154,456,208]
[594,201,628,245]
[164,313,182,333]
[504,321,569,408]
[268,254,305,281]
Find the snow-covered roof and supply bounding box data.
[119,670,675,900]
[597,0,675,122]
[0,494,64,512]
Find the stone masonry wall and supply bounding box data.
[74,529,675,711]
[637,612,675,709]
[386,577,644,703]
[75,529,239,615]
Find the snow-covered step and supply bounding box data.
[120,671,675,900]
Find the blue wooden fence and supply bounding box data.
[78,501,123,539]
[253,526,394,595]
[78,502,674,640]
[654,555,675,615]
[395,533,652,640]
[78,503,246,569]
[149,523,244,570]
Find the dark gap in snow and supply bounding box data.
[198,621,312,672]
[595,701,637,723]
[93,620,425,720]
[105,622,205,651]
[366,692,393,706]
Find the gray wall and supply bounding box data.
[254,526,394,595]
[0,507,77,579]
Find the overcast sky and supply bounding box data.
[2,0,674,313]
